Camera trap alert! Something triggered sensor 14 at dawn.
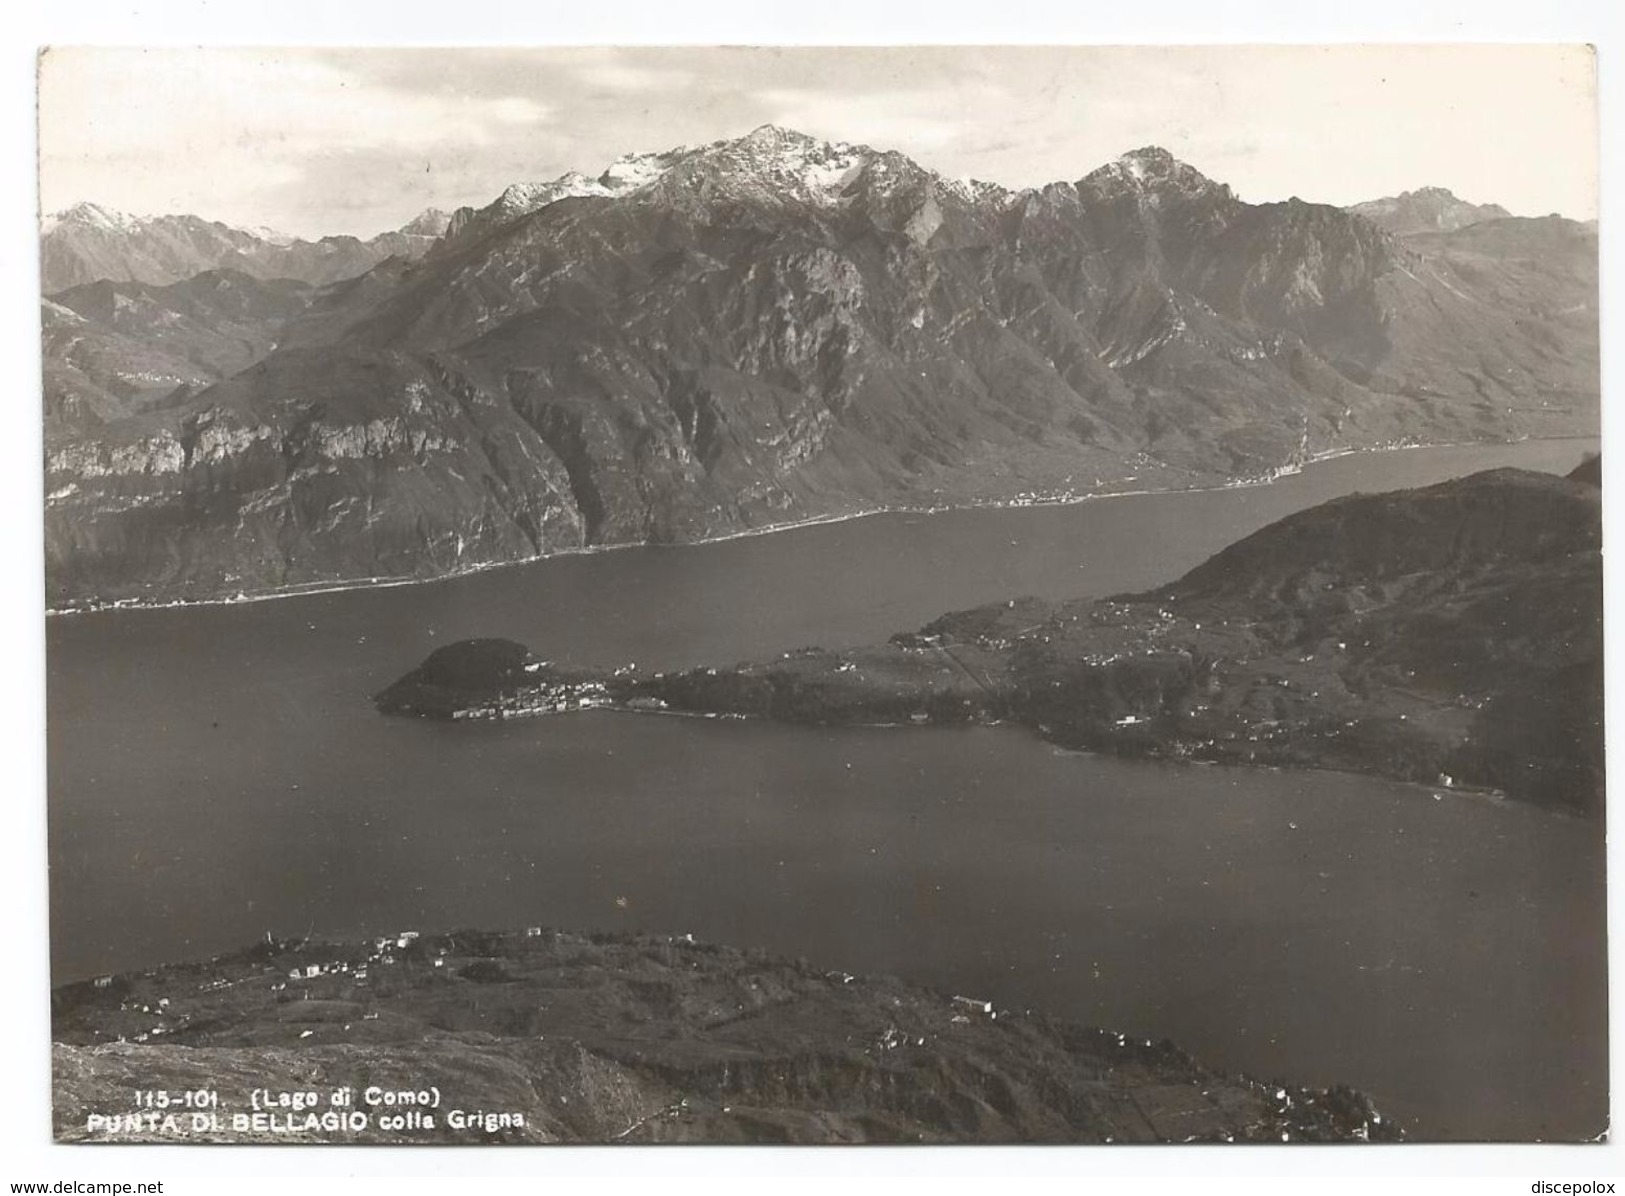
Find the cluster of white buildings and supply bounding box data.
[278,930,449,987]
[451,676,620,720]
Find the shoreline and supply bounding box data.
[45,434,1594,619]
[429,696,1554,821]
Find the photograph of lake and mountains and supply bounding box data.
[36,43,1605,1153]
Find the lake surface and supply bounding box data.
[47,439,1605,1141]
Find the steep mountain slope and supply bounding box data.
[43,271,316,437]
[1347,187,1513,235]
[438,176,618,252]
[40,204,450,292]
[42,299,208,439]
[378,466,1604,814]
[1370,216,1599,421]
[43,128,1599,607]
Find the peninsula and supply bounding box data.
[377,465,1603,815]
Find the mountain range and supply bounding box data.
[40,126,1599,608]
[1346,186,1514,236]
[39,204,452,293]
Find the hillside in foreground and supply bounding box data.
[53,927,1392,1145]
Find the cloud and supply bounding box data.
[754,87,966,151]
[554,47,705,94]
[39,48,556,232]
[36,45,1599,237]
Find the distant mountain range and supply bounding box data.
[1345,187,1513,236]
[40,126,1599,608]
[39,203,451,293]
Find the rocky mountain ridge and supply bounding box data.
[42,127,1599,608]
[435,126,1002,256]
[1346,187,1515,236]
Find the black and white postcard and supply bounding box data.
[22,31,1610,1176]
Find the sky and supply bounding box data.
[37,44,1598,240]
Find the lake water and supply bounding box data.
[47,439,1605,1141]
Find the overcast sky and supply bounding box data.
[38,44,1598,241]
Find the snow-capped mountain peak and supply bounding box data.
[495,175,613,213]
[43,202,147,236]
[455,126,956,241]
[612,125,886,209]
[598,149,689,194]
[1080,147,1223,202]
[42,202,304,248]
